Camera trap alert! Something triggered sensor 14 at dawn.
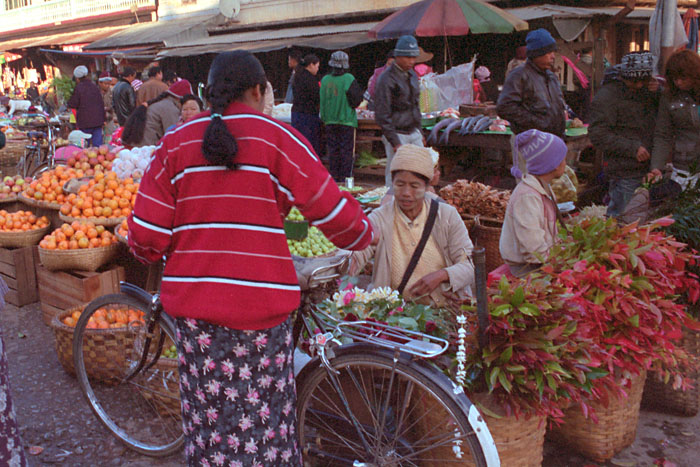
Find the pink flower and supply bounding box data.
[224,386,239,402]
[239,363,252,380]
[209,430,221,446]
[244,438,258,454]
[227,433,240,452]
[258,402,270,422]
[246,386,261,406]
[206,407,218,425]
[343,292,356,305]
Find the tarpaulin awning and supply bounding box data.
[508,4,663,22]
[0,25,128,52]
[84,14,225,51]
[157,22,378,58]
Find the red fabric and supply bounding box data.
[128,102,373,330]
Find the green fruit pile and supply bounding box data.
[161,344,177,359]
[286,207,305,221]
[288,226,336,257]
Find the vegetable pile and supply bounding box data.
[439,180,510,220]
[460,215,700,420]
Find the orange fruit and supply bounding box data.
[63,317,76,327]
[71,310,81,321]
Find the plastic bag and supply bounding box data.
[551,165,579,203]
[431,61,475,109]
[419,74,441,113]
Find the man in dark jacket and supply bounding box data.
[375,35,423,186]
[588,51,660,217]
[497,29,567,137]
[67,66,105,147]
[112,67,137,126]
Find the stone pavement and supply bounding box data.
[1,301,698,466]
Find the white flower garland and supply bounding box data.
[455,313,468,387]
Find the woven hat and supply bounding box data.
[512,129,566,179]
[328,51,349,69]
[73,65,88,79]
[394,35,420,57]
[167,79,193,99]
[526,29,557,58]
[619,52,654,81]
[390,145,434,180]
[415,47,434,64]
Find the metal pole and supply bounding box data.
[472,247,488,349]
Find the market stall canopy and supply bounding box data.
[83,14,226,51]
[368,0,528,38]
[157,22,377,58]
[508,4,668,22]
[650,0,688,74]
[0,25,128,53]
[683,8,699,52]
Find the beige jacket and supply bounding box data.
[351,200,475,296]
[499,174,558,268]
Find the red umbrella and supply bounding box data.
[368,0,528,39]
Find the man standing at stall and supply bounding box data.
[112,67,137,127]
[67,65,105,147]
[136,66,168,106]
[588,51,660,217]
[374,35,424,186]
[497,29,567,137]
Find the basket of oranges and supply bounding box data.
[58,171,137,227]
[50,304,147,380]
[0,210,51,247]
[38,222,121,271]
[114,218,128,245]
[19,165,81,210]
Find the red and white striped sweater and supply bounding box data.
[128,102,372,330]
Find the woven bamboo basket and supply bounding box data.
[549,369,647,463]
[141,353,181,418]
[59,212,126,227]
[642,326,700,416]
[0,224,50,248]
[38,242,120,271]
[0,195,18,204]
[471,215,504,273]
[462,393,546,467]
[114,229,128,245]
[49,305,142,381]
[18,192,62,210]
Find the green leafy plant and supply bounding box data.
[51,75,75,103]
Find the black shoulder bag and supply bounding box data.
[397,198,440,294]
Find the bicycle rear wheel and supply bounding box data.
[73,293,184,457]
[296,344,492,466]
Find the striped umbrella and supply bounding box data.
[368,0,528,39]
[683,9,698,52]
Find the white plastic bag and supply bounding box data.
[419,73,441,113]
[431,61,475,109]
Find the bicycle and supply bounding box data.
[16,113,58,177]
[73,251,499,465]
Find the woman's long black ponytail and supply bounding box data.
[202,51,267,169]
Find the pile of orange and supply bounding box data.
[117,218,128,238]
[62,306,146,329]
[39,222,119,250]
[59,171,139,220]
[23,166,80,204]
[0,210,49,232]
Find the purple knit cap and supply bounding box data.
[512,129,567,179]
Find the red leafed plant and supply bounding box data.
[460,215,700,421]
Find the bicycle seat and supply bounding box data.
[27,131,46,140]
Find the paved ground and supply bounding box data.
[2,301,698,466]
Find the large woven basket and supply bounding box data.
[59,212,126,227]
[471,215,504,273]
[0,195,18,204]
[114,229,128,245]
[49,306,141,381]
[549,369,647,463]
[465,392,546,467]
[141,353,181,418]
[643,326,700,416]
[0,224,50,247]
[18,192,62,210]
[38,242,120,271]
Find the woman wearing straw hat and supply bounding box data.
[351,144,474,306]
[320,51,364,182]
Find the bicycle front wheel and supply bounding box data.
[73,293,184,457]
[296,344,491,466]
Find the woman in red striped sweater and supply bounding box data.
[128,51,373,466]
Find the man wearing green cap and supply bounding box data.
[375,35,424,186]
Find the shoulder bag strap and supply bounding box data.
[397,198,440,294]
